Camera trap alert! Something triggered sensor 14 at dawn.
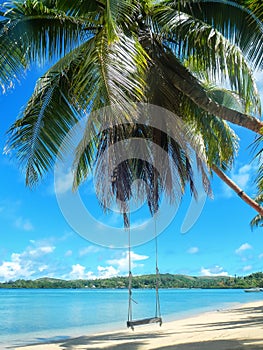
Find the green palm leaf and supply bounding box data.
[153,2,261,115]
[243,0,263,22]
[250,193,263,229]
[5,26,148,187]
[71,29,148,113]
[0,0,100,90]
[157,0,263,69]
[5,70,79,186]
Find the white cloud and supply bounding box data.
[235,243,252,254]
[200,265,229,277]
[97,265,119,278]
[54,169,74,194]
[40,246,54,254]
[0,200,34,231]
[187,247,199,254]
[243,265,252,272]
[67,251,149,281]
[130,218,149,230]
[14,217,34,231]
[11,253,21,263]
[65,250,73,257]
[12,245,55,261]
[0,241,56,281]
[70,264,86,279]
[107,251,149,273]
[0,261,33,280]
[38,265,48,272]
[232,165,251,188]
[79,246,101,256]
[99,212,123,227]
[28,246,55,258]
[221,164,257,198]
[254,70,263,84]
[69,264,119,280]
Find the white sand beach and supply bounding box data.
[13,300,263,350]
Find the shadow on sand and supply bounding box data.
[186,305,263,332]
[16,305,263,350]
[47,335,263,350]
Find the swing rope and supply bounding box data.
[154,216,161,320]
[127,214,162,330]
[127,214,133,324]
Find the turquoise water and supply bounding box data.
[1,288,263,348]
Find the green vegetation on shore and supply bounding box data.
[1,272,263,289]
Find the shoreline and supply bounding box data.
[10,299,263,350]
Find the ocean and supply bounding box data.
[1,288,263,348]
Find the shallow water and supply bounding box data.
[0,288,262,348]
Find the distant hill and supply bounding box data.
[35,277,64,283]
[1,272,263,289]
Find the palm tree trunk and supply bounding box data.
[142,42,263,214]
[155,47,263,134]
[212,165,263,215]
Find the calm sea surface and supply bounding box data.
[1,288,263,348]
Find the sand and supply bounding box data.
[12,300,263,350]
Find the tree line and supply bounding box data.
[1,272,263,289]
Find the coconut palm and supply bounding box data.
[239,0,263,227]
[249,134,263,228]
[243,0,263,21]
[250,194,263,229]
[1,0,263,222]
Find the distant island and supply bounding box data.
[1,272,263,289]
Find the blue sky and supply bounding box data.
[0,65,263,282]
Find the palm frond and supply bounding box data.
[5,23,148,188]
[243,0,263,22]
[71,28,148,113]
[249,193,263,229]
[157,0,263,69]
[250,214,263,229]
[206,86,244,113]
[107,0,141,28]
[145,40,262,133]
[0,0,101,91]
[176,93,238,171]
[146,45,238,173]
[5,65,79,186]
[182,85,239,170]
[53,0,103,15]
[0,31,26,92]
[153,4,261,115]
[250,135,263,192]
[3,0,263,225]
[73,119,202,220]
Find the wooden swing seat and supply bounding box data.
[127,316,162,330]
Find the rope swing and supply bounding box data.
[127,215,162,330]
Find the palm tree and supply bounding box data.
[239,0,263,226]
[250,194,263,229]
[249,134,263,228]
[1,0,263,223]
[243,0,263,21]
